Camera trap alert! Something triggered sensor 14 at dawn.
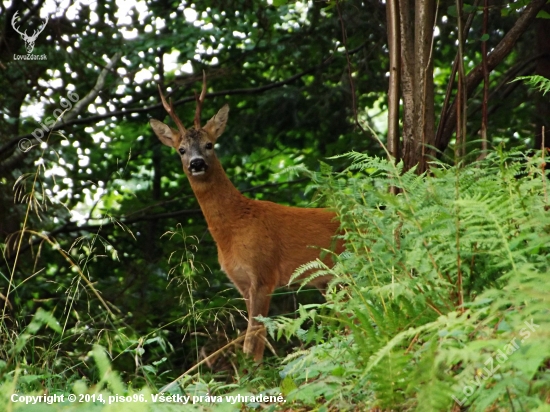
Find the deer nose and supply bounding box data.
[189,158,207,174]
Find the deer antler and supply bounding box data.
[11,11,27,38]
[12,11,48,40]
[157,84,186,136]
[29,14,49,41]
[194,71,207,129]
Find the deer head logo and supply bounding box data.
[12,11,49,54]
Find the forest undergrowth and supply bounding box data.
[1,147,550,411]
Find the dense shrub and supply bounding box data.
[269,148,550,411]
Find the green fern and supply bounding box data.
[269,149,550,411]
[514,75,550,96]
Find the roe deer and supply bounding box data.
[150,75,343,361]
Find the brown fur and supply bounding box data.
[150,103,342,361]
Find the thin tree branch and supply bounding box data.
[386,0,401,167]
[480,0,489,159]
[435,0,497,148]
[436,0,547,153]
[456,0,467,159]
[64,52,122,123]
[336,0,357,121]
[0,48,367,158]
[468,63,534,138]
[0,53,121,175]
[335,0,388,154]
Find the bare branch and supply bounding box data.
[434,0,480,149]
[64,52,122,123]
[0,49,366,158]
[386,0,401,165]
[436,0,547,153]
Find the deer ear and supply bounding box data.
[204,105,229,141]
[150,119,181,148]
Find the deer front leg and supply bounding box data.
[243,283,272,362]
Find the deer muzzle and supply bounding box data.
[189,158,208,175]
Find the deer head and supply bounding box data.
[150,74,229,179]
[12,11,49,54]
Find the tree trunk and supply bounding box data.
[398,0,436,173]
[387,0,401,165]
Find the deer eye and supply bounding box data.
[205,142,213,150]
[178,148,186,155]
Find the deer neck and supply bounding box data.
[187,159,247,233]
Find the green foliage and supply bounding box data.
[0,310,284,411]
[266,149,550,410]
[2,147,549,410]
[514,75,550,96]
[2,0,382,390]
[1,0,549,409]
